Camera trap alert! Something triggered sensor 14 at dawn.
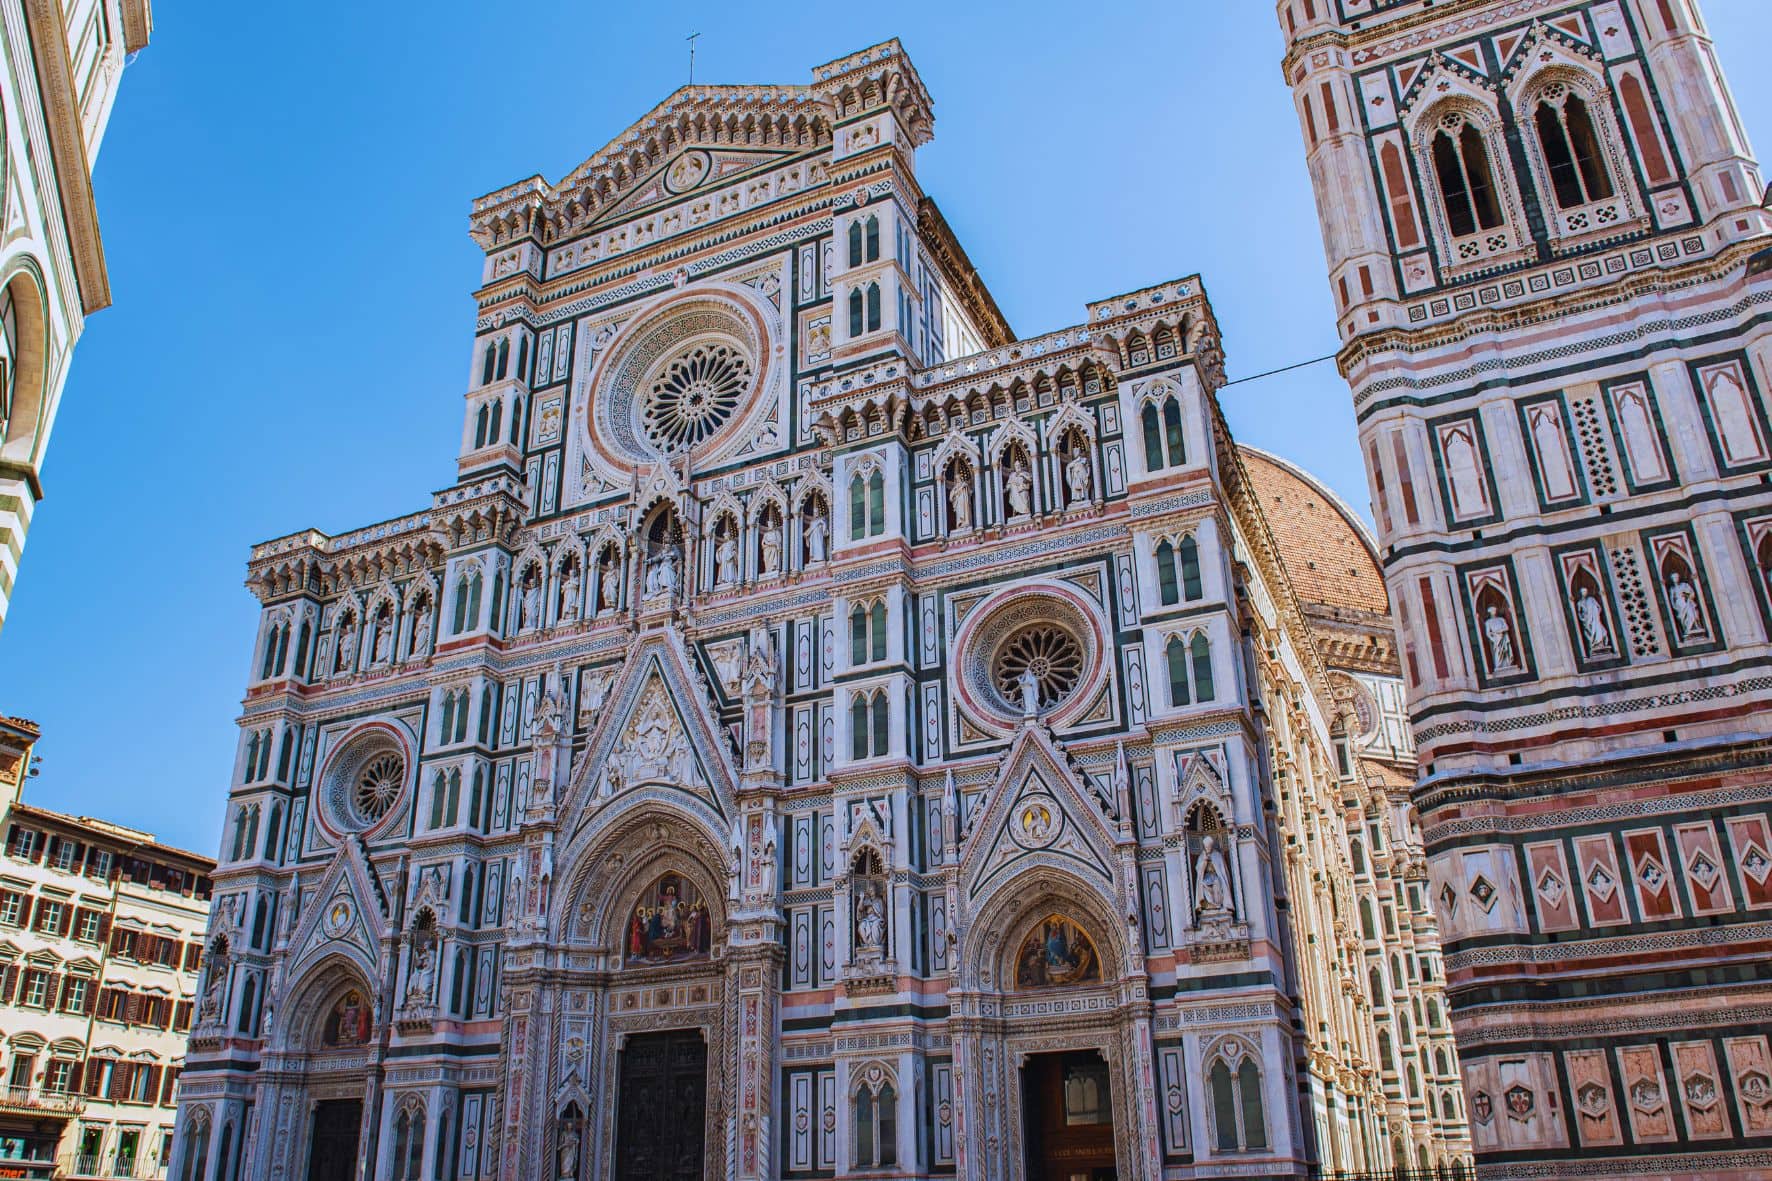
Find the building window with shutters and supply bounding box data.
[51,838,78,872]
[5,825,40,860]
[0,891,22,926]
[60,977,89,1013]
[31,899,64,934]
[75,909,102,942]
[43,1058,76,1094]
[21,967,50,1007]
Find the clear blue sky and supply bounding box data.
[5,2,1770,855]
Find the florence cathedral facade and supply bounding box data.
[173,2,1772,1180]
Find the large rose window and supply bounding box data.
[643,341,752,452]
[992,624,1085,711]
[317,730,410,835]
[353,753,406,823]
[955,585,1108,728]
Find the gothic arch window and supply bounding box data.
[849,467,885,540]
[274,732,292,786]
[850,599,888,665]
[1441,1090,1459,1121]
[480,341,497,386]
[1157,539,1181,606]
[1379,1029,1396,1071]
[265,802,283,859]
[467,766,486,833]
[495,339,509,380]
[850,690,888,760]
[866,282,882,332]
[179,1112,211,1181]
[1166,636,1190,706]
[848,288,864,337]
[516,335,529,382]
[391,1099,426,1181]
[1435,1046,1452,1075]
[293,618,313,677]
[452,572,478,634]
[1428,109,1504,238]
[1177,536,1204,601]
[1166,631,1216,706]
[260,622,287,681]
[1207,1043,1268,1152]
[487,398,503,445]
[1529,81,1614,209]
[865,215,880,263]
[1360,896,1378,940]
[1369,965,1385,1003]
[852,1075,897,1168]
[509,396,523,446]
[235,975,257,1034]
[474,402,489,448]
[848,220,863,267]
[1141,392,1186,471]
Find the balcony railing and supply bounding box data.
[0,1084,83,1115]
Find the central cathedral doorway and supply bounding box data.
[1022,1051,1117,1181]
[305,1099,362,1181]
[613,1029,707,1181]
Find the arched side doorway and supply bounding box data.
[513,806,733,1181]
[251,958,383,1181]
[950,869,1162,1181]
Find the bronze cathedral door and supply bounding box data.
[613,1029,707,1181]
[1022,1051,1117,1181]
[306,1099,362,1181]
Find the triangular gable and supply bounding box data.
[285,835,390,976]
[1499,21,1602,85]
[586,146,806,230]
[961,727,1116,902]
[562,631,738,834]
[1400,53,1496,115]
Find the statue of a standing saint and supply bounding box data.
[1574,586,1611,654]
[715,530,738,587]
[520,577,542,632]
[559,566,581,622]
[805,512,829,563]
[599,557,620,611]
[1065,450,1091,505]
[1668,571,1704,640]
[1005,462,1034,519]
[760,521,783,575]
[410,604,432,658]
[949,472,973,531]
[1018,666,1041,718]
[1483,605,1518,672]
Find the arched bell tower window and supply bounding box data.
[1532,84,1613,209]
[1430,112,1504,238]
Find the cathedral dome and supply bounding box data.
[1237,446,1388,619]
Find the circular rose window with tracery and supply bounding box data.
[643,341,752,452]
[993,624,1084,711]
[316,730,410,836]
[354,753,405,823]
[955,585,1108,728]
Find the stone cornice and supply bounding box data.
[22,0,110,314]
